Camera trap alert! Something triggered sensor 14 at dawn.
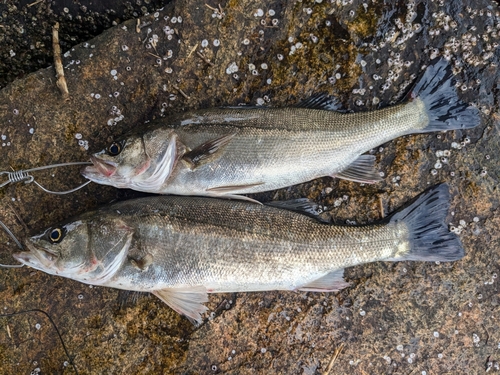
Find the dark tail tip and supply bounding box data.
[412,58,480,132]
[390,183,464,262]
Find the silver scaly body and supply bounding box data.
[82,59,479,198]
[15,185,463,324]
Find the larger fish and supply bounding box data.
[14,184,462,324]
[82,59,479,199]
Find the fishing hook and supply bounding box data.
[0,161,92,195]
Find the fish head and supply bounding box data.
[82,129,179,192]
[14,216,135,284]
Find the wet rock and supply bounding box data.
[0,0,499,374]
[0,0,171,89]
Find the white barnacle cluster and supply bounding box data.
[407,352,416,364]
[431,149,451,175]
[1,133,10,147]
[449,219,467,235]
[163,25,175,40]
[210,6,225,19]
[226,62,239,75]
[484,272,497,285]
[333,195,349,208]
[255,96,271,106]
[382,53,415,94]
[77,139,89,150]
[107,106,124,126]
[472,333,480,346]
[391,175,401,186]
[288,36,304,56]
[429,6,500,70]
[364,0,422,54]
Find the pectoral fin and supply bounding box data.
[333,155,382,184]
[129,253,153,272]
[182,133,237,169]
[298,269,349,292]
[152,286,209,325]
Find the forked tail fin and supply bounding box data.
[411,59,480,132]
[388,183,464,262]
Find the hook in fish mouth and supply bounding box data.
[83,156,118,178]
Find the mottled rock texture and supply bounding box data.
[0,0,499,374]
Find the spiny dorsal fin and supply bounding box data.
[152,286,209,325]
[266,198,330,223]
[295,94,344,111]
[298,269,349,292]
[182,133,237,169]
[333,155,382,184]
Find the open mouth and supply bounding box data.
[13,242,58,273]
[82,156,118,178]
[13,248,44,270]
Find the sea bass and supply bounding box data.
[82,59,479,199]
[14,184,462,324]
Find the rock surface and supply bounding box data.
[0,0,499,374]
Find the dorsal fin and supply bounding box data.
[266,198,330,223]
[295,94,344,111]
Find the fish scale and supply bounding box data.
[82,59,479,198]
[160,101,426,194]
[15,184,463,324]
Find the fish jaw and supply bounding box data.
[82,155,135,189]
[81,155,118,183]
[13,241,61,276]
[90,155,118,177]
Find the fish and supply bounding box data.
[14,183,463,324]
[82,59,480,199]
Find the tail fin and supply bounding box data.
[411,58,480,132]
[388,183,464,262]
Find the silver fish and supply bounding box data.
[14,184,462,324]
[82,59,479,199]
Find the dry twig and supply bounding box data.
[52,22,69,99]
[172,84,190,100]
[323,342,345,375]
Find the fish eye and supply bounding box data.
[107,141,123,156]
[48,228,64,243]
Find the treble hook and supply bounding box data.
[0,161,92,195]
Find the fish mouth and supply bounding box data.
[82,156,118,179]
[12,242,55,273]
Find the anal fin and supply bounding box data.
[206,183,265,203]
[182,133,237,169]
[334,155,382,184]
[298,269,349,292]
[152,286,209,325]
